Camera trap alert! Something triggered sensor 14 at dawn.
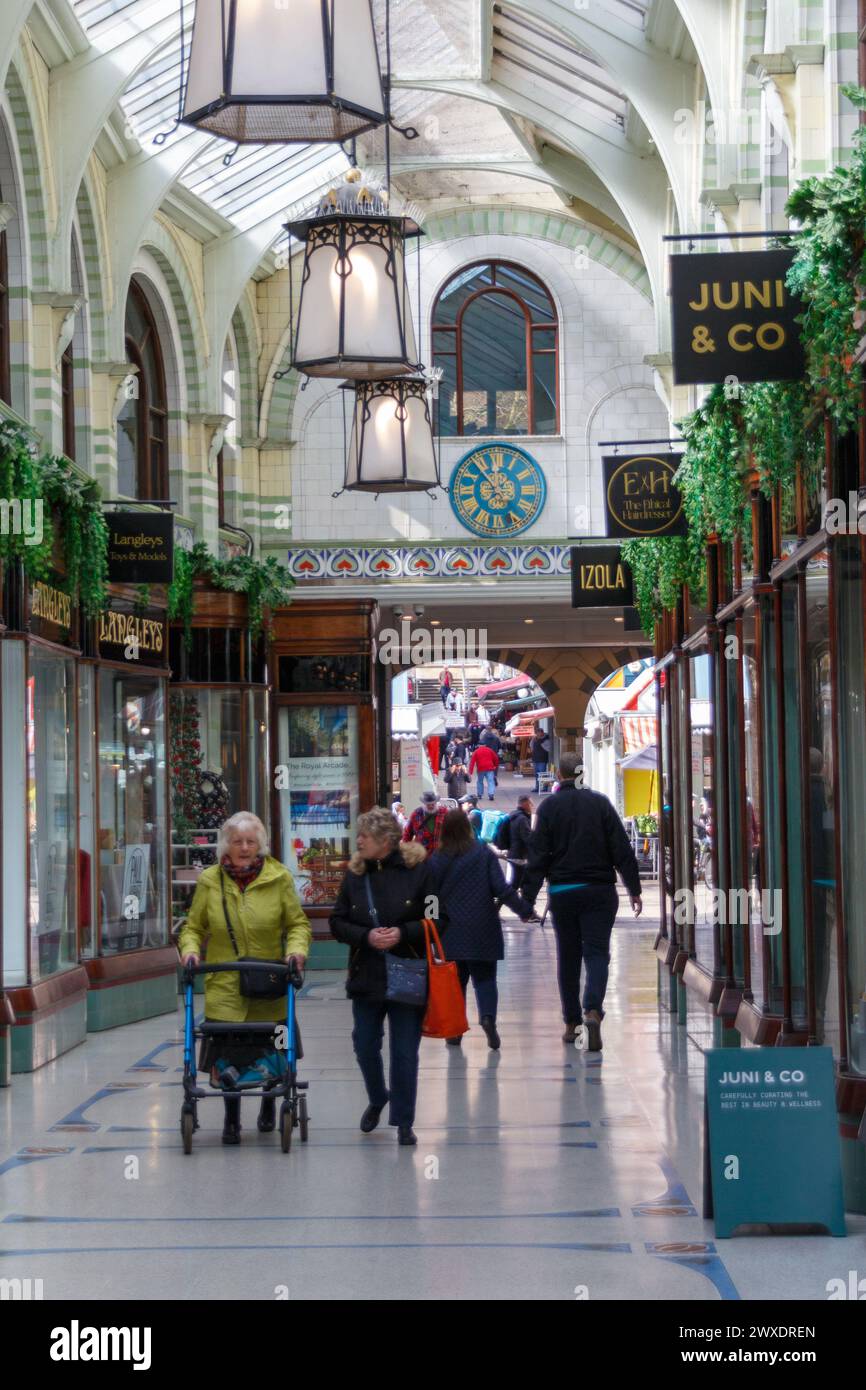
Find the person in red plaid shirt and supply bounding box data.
[402,791,448,853]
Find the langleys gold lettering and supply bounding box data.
[31,582,71,630]
[99,610,165,656]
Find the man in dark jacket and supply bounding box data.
[502,795,533,891]
[480,726,502,755]
[520,753,642,1050]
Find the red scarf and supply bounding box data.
[221,854,265,892]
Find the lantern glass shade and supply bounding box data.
[345,379,439,492]
[182,0,387,144]
[291,215,420,379]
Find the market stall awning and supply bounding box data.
[620,743,658,771]
[509,707,555,738]
[619,716,657,757]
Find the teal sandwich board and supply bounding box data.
[704,1046,846,1237]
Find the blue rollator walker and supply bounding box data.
[181,960,308,1154]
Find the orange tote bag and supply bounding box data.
[421,917,469,1039]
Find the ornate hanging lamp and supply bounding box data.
[341,375,440,493]
[181,0,388,145]
[284,170,422,380]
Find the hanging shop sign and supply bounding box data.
[603,453,686,539]
[703,1046,846,1237]
[106,512,174,585]
[670,248,805,386]
[571,545,634,609]
[28,578,74,643]
[98,606,167,664]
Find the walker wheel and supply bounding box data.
[280,1103,293,1153]
[298,1094,309,1142]
[181,1108,194,1155]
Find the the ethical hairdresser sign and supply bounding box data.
[703,1046,846,1237]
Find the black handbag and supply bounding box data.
[220,870,287,1000]
[363,874,427,1008]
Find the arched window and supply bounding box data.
[117,279,168,499]
[432,261,559,437]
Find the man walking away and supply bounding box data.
[495,794,533,890]
[520,753,642,1050]
[468,741,499,802]
[530,727,550,793]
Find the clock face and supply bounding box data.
[449,444,547,538]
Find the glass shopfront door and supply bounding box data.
[277,704,360,908]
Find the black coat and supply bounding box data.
[508,807,532,861]
[330,841,433,1000]
[522,782,642,902]
[429,842,523,960]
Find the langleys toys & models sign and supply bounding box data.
[106,512,174,584]
[670,248,805,386]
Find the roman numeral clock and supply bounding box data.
[449,444,547,537]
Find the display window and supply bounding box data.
[97,670,167,953]
[689,650,717,975]
[277,704,360,907]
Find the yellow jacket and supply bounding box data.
[178,857,312,1022]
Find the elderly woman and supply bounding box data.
[179,812,312,1145]
[330,808,433,1146]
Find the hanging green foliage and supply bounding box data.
[785,84,866,432]
[167,540,295,646]
[0,421,109,615]
[622,533,706,634]
[676,386,748,543]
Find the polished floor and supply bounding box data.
[1,900,862,1301]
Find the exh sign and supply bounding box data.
[603,453,686,538]
[670,248,805,386]
[571,545,634,609]
[107,512,174,584]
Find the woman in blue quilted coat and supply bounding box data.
[429,810,531,1049]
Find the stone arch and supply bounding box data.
[5,59,49,291]
[579,364,672,535]
[0,93,31,418]
[231,289,260,443]
[75,173,109,364]
[488,643,651,743]
[140,221,207,414]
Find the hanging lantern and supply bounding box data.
[285,171,421,380]
[344,377,440,492]
[182,0,388,144]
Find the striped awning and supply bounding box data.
[620,716,657,756]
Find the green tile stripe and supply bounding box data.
[142,225,207,413]
[76,179,108,362]
[6,60,49,292]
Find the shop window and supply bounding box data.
[278,654,369,694]
[0,201,10,407]
[689,651,717,974]
[116,280,168,500]
[834,537,866,1072]
[168,626,260,684]
[277,705,360,908]
[28,649,78,979]
[78,666,97,959]
[741,609,766,1007]
[97,671,167,954]
[432,261,558,437]
[779,582,807,1017]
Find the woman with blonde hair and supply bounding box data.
[330,807,434,1146]
[179,812,311,1145]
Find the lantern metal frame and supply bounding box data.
[178,0,388,146]
[280,202,424,380]
[338,376,441,496]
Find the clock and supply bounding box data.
[449,443,547,538]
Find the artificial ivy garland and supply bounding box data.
[168,540,295,645]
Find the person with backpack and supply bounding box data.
[430,810,532,1050]
[468,741,499,801]
[495,795,533,891]
[459,794,483,838]
[519,752,642,1051]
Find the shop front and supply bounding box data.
[269,599,379,968]
[79,589,176,1030]
[2,566,89,1069]
[653,441,866,1210]
[168,582,271,940]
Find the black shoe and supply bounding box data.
[257,1095,276,1132]
[398,1126,417,1146]
[445,1036,462,1046]
[562,1022,582,1044]
[480,1015,500,1050]
[360,1100,388,1133]
[221,1120,241,1145]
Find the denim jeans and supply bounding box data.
[351,997,424,1126]
[532,760,548,792]
[548,884,619,1022]
[476,770,496,799]
[457,959,498,1020]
